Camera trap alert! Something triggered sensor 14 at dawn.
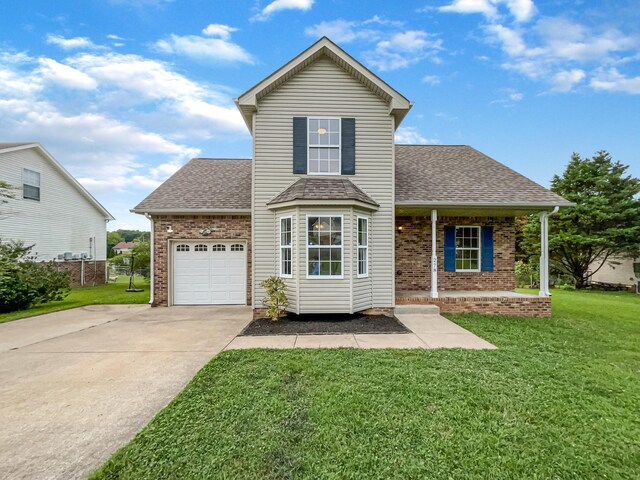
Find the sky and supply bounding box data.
[0,0,638,230]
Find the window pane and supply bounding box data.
[318,232,330,245]
[309,148,319,160]
[331,217,341,231]
[320,249,330,261]
[23,185,40,200]
[331,248,341,261]
[308,232,319,245]
[309,119,318,133]
[309,159,319,173]
[320,262,330,275]
[329,160,339,173]
[319,119,329,131]
[319,131,329,145]
[309,133,319,145]
[469,259,478,270]
[309,248,320,262]
[329,148,339,160]
[330,261,341,276]
[329,119,339,132]
[309,261,319,275]
[308,217,319,230]
[329,133,339,145]
[23,169,40,186]
[319,159,329,173]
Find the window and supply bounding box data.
[231,244,244,252]
[308,118,340,175]
[455,226,481,272]
[23,169,40,201]
[357,217,368,277]
[194,244,208,252]
[280,217,292,277]
[176,244,189,252]
[212,244,226,251]
[307,216,342,278]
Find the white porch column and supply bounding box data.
[539,211,550,297]
[431,209,438,298]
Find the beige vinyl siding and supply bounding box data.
[0,148,107,261]
[253,56,394,311]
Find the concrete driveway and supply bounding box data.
[0,304,251,480]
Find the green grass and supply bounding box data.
[92,289,640,480]
[0,275,149,324]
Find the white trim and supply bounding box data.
[307,116,341,176]
[454,226,481,272]
[305,213,344,279]
[279,215,293,278]
[268,199,378,211]
[356,215,369,278]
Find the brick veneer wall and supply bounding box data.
[396,294,551,317]
[395,216,516,292]
[55,260,106,286]
[151,215,251,307]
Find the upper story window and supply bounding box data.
[308,118,340,175]
[23,168,40,201]
[455,226,481,272]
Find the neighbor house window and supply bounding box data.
[23,169,40,201]
[307,216,342,277]
[308,118,340,175]
[357,217,368,277]
[280,217,292,277]
[456,226,481,272]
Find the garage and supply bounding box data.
[172,241,247,305]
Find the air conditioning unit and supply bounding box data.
[72,254,80,260]
[57,254,64,260]
[81,252,89,259]
[63,252,73,260]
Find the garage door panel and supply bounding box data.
[173,241,246,305]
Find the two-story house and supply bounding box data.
[0,142,114,285]
[133,37,572,317]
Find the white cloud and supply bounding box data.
[395,126,440,144]
[422,74,441,85]
[550,69,586,92]
[304,19,373,43]
[45,34,99,50]
[439,0,535,22]
[591,68,640,94]
[509,91,523,100]
[253,0,314,21]
[154,27,253,64]
[106,34,124,40]
[202,24,238,40]
[365,31,443,71]
[37,58,97,90]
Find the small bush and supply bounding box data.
[260,276,288,322]
[0,240,70,313]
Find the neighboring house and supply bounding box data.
[0,142,114,285]
[590,256,639,289]
[133,38,572,317]
[112,241,138,254]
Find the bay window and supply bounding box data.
[307,215,342,278]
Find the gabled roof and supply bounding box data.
[0,142,114,220]
[235,37,413,133]
[395,145,573,208]
[112,241,137,250]
[267,177,379,210]
[132,158,252,214]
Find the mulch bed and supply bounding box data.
[240,313,410,336]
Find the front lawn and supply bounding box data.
[92,290,640,479]
[0,276,149,324]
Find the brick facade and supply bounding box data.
[55,260,106,286]
[151,215,251,307]
[396,294,551,317]
[395,216,516,292]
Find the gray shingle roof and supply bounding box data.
[268,177,379,207]
[395,145,572,206]
[133,158,252,212]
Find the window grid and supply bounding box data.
[23,168,41,201]
[357,217,368,277]
[231,244,244,252]
[308,118,341,175]
[176,244,189,252]
[194,244,208,252]
[455,226,481,272]
[212,244,226,252]
[280,217,292,277]
[307,215,343,278]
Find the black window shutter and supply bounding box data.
[293,117,307,174]
[341,118,356,175]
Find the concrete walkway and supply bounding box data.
[0,304,252,480]
[226,305,496,350]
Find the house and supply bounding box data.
[590,256,639,290]
[112,241,138,254]
[132,37,572,317]
[0,142,114,285]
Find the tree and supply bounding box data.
[106,231,124,258]
[0,181,16,219]
[523,151,640,288]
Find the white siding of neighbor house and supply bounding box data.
[0,148,108,261]
[590,256,638,287]
[253,56,395,312]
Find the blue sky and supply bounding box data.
[1,0,638,230]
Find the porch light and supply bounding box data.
[166,225,173,233]
[397,225,403,233]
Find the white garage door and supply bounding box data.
[173,241,246,305]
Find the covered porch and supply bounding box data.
[394,203,559,318]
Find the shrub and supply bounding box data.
[0,240,70,313]
[260,276,288,322]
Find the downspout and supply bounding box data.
[145,213,154,305]
[539,206,559,297]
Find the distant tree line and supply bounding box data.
[107,229,150,258]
